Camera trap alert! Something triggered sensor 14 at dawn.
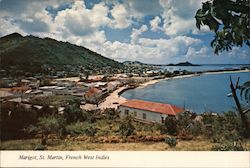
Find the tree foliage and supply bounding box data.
[239,81,250,102]
[35,115,65,145]
[0,102,37,140]
[119,116,135,137]
[195,0,250,54]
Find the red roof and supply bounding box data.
[120,99,184,115]
[85,87,101,97]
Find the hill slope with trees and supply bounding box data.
[0,33,123,75]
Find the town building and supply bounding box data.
[84,87,105,104]
[118,99,184,123]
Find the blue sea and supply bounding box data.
[162,64,249,72]
[121,71,250,113]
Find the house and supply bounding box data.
[107,81,121,92]
[118,99,184,123]
[84,87,103,103]
[0,90,14,102]
[10,86,30,94]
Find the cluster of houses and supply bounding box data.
[1,77,108,103]
[1,72,188,124]
[0,74,152,106]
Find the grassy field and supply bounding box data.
[1,138,250,151]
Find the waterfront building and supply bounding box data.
[118,99,184,123]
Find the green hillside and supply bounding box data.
[0,33,123,75]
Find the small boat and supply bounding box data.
[227,93,232,97]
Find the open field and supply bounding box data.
[1,138,250,151]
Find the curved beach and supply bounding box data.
[98,69,250,111]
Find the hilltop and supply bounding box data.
[0,33,123,76]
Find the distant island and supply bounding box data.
[123,61,200,66]
[167,61,200,66]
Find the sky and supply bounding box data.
[0,0,249,64]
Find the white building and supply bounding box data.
[118,99,184,123]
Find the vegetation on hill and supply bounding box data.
[0,33,123,76]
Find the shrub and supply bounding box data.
[65,122,88,136]
[35,115,65,145]
[164,116,178,136]
[63,104,87,123]
[66,122,97,137]
[189,121,204,136]
[34,144,46,150]
[85,125,97,137]
[119,117,135,137]
[212,141,245,151]
[165,137,177,148]
[202,111,245,142]
[177,112,193,130]
[155,124,166,134]
[103,108,119,120]
[1,102,38,140]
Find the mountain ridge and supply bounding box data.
[0,33,123,76]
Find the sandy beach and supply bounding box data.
[138,69,250,89]
[137,78,168,88]
[203,69,250,75]
[97,74,200,109]
[138,74,199,89]
[98,86,128,110]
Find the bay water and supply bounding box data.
[121,71,250,113]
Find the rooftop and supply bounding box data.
[120,99,184,115]
[85,87,102,97]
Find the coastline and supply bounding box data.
[138,69,250,89]
[99,86,127,110]
[203,69,250,75]
[88,69,250,110]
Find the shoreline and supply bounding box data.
[203,69,250,75]
[98,86,127,110]
[91,69,250,110]
[138,69,250,89]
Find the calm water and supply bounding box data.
[162,64,249,72]
[121,72,250,113]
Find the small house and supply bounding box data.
[118,99,184,123]
[84,87,102,103]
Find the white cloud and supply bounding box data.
[186,46,209,58]
[228,47,250,59]
[150,16,161,32]
[1,0,248,64]
[108,0,163,29]
[130,25,148,44]
[0,0,72,38]
[159,0,203,36]
[0,0,74,16]
[55,1,110,36]
[89,35,203,64]
[0,17,26,36]
[109,3,132,29]
[192,25,211,34]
